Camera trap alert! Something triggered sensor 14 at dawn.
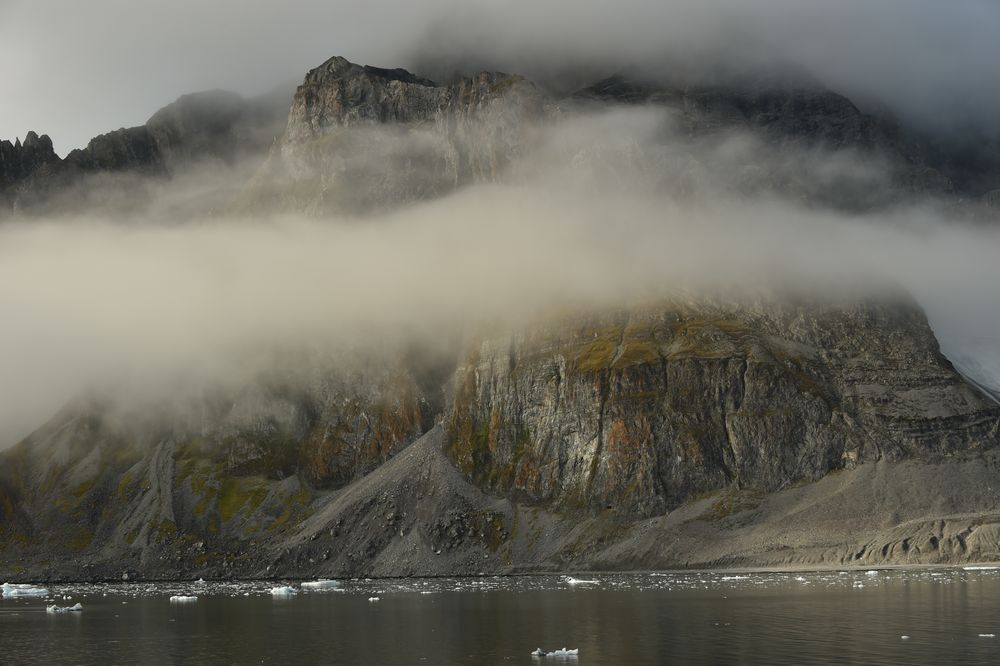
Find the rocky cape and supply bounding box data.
[2,57,1000,581]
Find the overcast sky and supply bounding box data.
[2,1,999,155]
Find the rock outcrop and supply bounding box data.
[241,56,545,214]
[444,295,999,518]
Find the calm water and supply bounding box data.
[3,569,1000,664]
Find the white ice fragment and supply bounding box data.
[979,634,996,638]
[270,586,297,596]
[1,583,49,598]
[964,566,1000,571]
[46,603,83,613]
[532,647,579,658]
[564,577,598,586]
[368,596,380,602]
[301,579,340,591]
[865,570,879,576]
[195,578,206,585]
[169,595,198,603]
[794,576,807,582]
[900,636,910,640]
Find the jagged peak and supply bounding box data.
[305,55,438,88]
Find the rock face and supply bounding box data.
[2,56,1000,580]
[242,56,545,213]
[445,296,1000,519]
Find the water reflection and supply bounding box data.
[1,569,999,664]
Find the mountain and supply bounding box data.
[0,88,289,216]
[2,57,1000,581]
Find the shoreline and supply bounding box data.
[6,560,1000,586]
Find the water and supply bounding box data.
[3,569,1000,664]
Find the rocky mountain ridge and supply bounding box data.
[0,89,288,215]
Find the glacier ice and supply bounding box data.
[532,647,579,658]
[2,583,49,598]
[46,603,83,613]
[563,577,598,586]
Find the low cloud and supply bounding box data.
[1,106,998,446]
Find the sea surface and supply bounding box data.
[3,568,1000,664]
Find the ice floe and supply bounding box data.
[301,580,340,591]
[564,577,598,586]
[964,566,999,571]
[532,647,579,658]
[46,603,83,613]
[368,596,380,602]
[900,636,910,640]
[270,586,297,596]
[169,596,198,603]
[2,583,49,598]
[865,570,880,576]
[978,634,996,638]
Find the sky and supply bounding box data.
[2,0,999,155]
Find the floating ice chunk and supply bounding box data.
[368,596,380,602]
[964,566,999,571]
[301,579,340,591]
[979,634,996,638]
[46,603,83,613]
[900,636,910,640]
[270,586,297,596]
[169,595,198,603]
[195,578,206,585]
[720,575,748,581]
[865,570,879,576]
[564,577,598,586]
[2,583,49,598]
[532,647,579,658]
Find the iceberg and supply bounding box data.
[532,648,579,658]
[368,596,380,602]
[270,586,297,596]
[2,583,49,598]
[865,570,880,576]
[301,579,340,591]
[979,634,996,638]
[46,603,83,613]
[169,595,198,603]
